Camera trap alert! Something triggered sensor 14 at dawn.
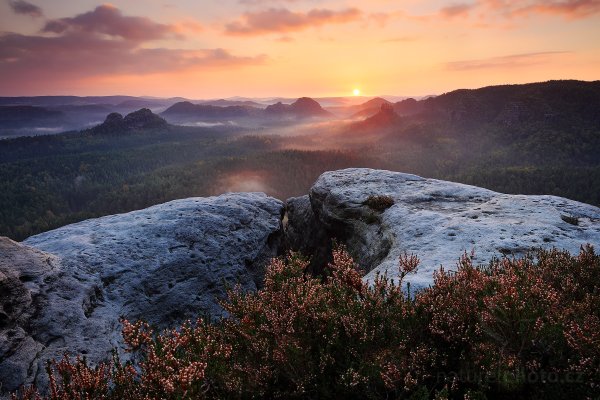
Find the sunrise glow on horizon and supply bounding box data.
[0,0,599,98]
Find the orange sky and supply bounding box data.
[0,0,599,98]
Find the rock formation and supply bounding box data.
[0,239,58,394]
[0,193,283,394]
[284,196,331,275]
[301,168,600,287]
[91,108,167,134]
[2,168,600,395]
[265,97,331,119]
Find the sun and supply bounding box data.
[353,88,361,96]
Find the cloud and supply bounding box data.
[457,0,600,20]
[507,0,600,19]
[380,36,419,43]
[439,3,476,17]
[42,4,182,41]
[446,51,572,70]
[389,0,600,25]
[7,0,43,17]
[225,7,362,35]
[0,32,265,76]
[275,36,295,42]
[173,20,204,34]
[0,5,266,93]
[238,0,312,3]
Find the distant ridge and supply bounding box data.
[412,79,600,126]
[393,98,422,116]
[161,101,260,119]
[349,97,394,119]
[359,97,393,110]
[264,97,331,118]
[2,80,599,137]
[0,105,65,129]
[352,103,401,131]
[199,99,264,108]
[162,97,331,122]
[91,108,168,134]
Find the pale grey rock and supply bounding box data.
[309,168,600,288]
[1,193,283,395]
[0,238,57,395]
[3,169,600,396]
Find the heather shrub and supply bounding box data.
[416,247,600,399]
[13,246,600,399]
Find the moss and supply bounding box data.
[364,212,380,224]
[364,195,395,212]
[561,214,579,226]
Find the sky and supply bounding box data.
[0,0,599,98]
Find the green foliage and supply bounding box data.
[561,214,579,226]
[2,84,600,241]
[0,124,389,240]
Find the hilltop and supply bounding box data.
[265,97,332,119]
[0,80,599,241]
[91,108,168,134]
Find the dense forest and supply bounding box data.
[1,81,599,240]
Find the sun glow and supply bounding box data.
[353,89,361,96]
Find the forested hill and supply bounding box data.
[366,80,600,205]
[1,81,599,241]
[397,80,600,127]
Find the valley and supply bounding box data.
[1,80,599,240]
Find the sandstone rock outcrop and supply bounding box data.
[91,108,167,134]
[304,168,600,287]
[265,97,331,119]
[284,195,331,274]
[2,169,600,395]
[0,239,58,394]
[0,193,283,394]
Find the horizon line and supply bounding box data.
[0,78,597,100]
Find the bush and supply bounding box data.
[13,246,600,399]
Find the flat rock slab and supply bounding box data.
[1,193,283,394]
[309,168,600,287]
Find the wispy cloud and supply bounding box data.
[380,36,419,43]
[385,0,600,26]
[42,4,182,41]
[225,7,362,35]
[0,33,265,75]
[446,51,572,70]
[507,0,600,19]
[452,0,600,20]
[275,36,295,42]
[7,0,43,17]
[439,3,476,18]
[0,5,265,92]
[238,0,317,4]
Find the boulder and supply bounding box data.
[0,238,58,394]
[0,193,284,394]
[307,168,600,287]
[284,195,331,274]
